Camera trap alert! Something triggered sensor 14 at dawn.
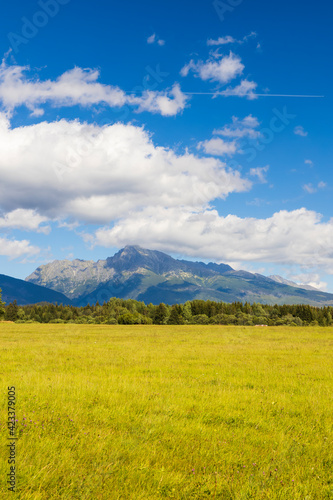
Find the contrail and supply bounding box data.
[126,90,324,98]
[181,92,325,98]
[254,94,324,98]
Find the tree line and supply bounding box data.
[0,289,332,326]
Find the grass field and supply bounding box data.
[0,324,332,499]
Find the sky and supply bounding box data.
[0,0,332,292]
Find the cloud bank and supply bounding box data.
[0,115,250,226]
[93,207,333,274]
[0,62,188,117]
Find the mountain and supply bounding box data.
[25,245,333,307]
[0,274,72,306]
[268,275,319,291]
[26,245,233,301]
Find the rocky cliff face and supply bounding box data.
[26,258,115,299]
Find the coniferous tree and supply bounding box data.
[154,303,169,324]
[5,300,19,322]
[0,288,5,319]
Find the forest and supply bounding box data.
[1,289,332,326]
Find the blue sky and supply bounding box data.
[0,0,332,292]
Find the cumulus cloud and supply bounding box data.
[180,52,244,84]
[305,159,313,167]
[0,62,187,117]
[129,83,188,116]
[197,137,237,156]
[0,115,251,225]
[213,115,260,138]
[198,115,261,159]
[92,207,333,273]
[0,236,40,259]
[249,166,269,183]
[218,79,258,99]
[0,209,50,233]
[294,125,308,137]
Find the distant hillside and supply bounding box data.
[0,274,72,306]
[25,245,333,306]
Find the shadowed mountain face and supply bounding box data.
[24,245,333,306]
[0,274,72,306]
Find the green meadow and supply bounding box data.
[0,324,332,499]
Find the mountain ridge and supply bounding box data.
[24,245,333,307]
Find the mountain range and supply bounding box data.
[18,245,333,307]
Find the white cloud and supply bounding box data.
[57,220,80,231]
[289,273,327,292]
[305,159,313,167]
[129,83,189,116]
[147,33,156,44]
[198,137,237,156]
[147,34,165,46]
[303,182,326,194]
[294,125,308,137]
[180,52,244,84]
[199,115,261,159]
[0,116,251,225]
[243,32,257,42]
[213,115,260,138]
[207,32,257,46]
[218,79,258,99]
[0,63,125,112]
[249,166,269,183]
[207,36,237,46]
[92,207,333,274]
[303,183,316,194]
[0,236,40,259]
[0,209,50,233]
[30,108,45,117]
[0,62,186,117]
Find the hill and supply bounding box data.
[0,274,72,306]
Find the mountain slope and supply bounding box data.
[0,274,72,306]
[26,246,333,306]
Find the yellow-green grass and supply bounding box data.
[0,324,332,499]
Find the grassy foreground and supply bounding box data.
[0,324,332,499]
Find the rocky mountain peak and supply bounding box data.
[106,245,178,274]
